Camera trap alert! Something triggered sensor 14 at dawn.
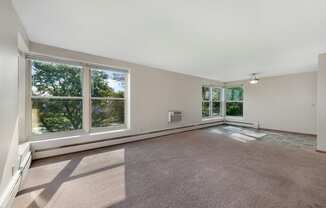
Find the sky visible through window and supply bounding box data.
[102,70,126,94]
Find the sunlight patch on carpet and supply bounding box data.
[229,133,256,143]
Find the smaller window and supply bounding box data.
[212,88,221,116]
[91,68,127,128]
[202,86,222,118]
[225,87,243,117]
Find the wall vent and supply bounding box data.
[168,111,182,123]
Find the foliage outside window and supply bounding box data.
[225,87,243,117]
[31,60,83,134]
[202,87,222,118]
[91,69,126,128]
[30,59,128,135]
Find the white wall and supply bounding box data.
[318,54,326,151]
[227,72,317,135]
[28,42,223,150]
[0,0,28,201]
[26,42,319,150]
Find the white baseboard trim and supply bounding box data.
[32,121,224,159]
[19,152,32,190]
[0,172,21,208]
[0,143,32,208]
[224,120,259,129]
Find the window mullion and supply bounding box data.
[222,88,225,117]
[91,97,125,100]
[209,87,213,117]
[125,72,129,129]
[31,96,83,99]
[26,59,32,137]
[83,66,91,132]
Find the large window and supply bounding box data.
[225,87,243,117]
[31,60,83,134]
[202,86,222,118]
[29,58,128,136]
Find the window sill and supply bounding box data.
[28,129,87,141]
[29,127,133,154]
[28,127,130,142]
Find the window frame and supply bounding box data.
[25,55,130,140]
[224,86,244,118]
[202,86,223,119]
[89,67,128,132]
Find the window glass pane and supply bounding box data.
[32,99,83,134]
[32,60,82,97]
[202,87,210,101]
[212,102,221,116]
[202,102,210,117]
[91,69,126,98]
[226,102,243,116]
[225,87,243,101]
[92,99,125,127]
[212,88,221,101]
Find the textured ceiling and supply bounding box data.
[13,0,326,81]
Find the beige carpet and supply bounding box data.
[14,127,326,208]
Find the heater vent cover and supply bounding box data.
[168,111,182,123]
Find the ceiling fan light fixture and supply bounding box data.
[249,73,259,84]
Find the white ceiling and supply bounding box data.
[13,0,326,81]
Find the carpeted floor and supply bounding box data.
[14,126,326,208]
[216,125,317,151]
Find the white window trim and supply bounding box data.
[202,86,223,119]
[89,67,129,132]
[18,51,29,142]
[24,55,130,140]
[224,85,244,118]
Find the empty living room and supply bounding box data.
[1,0,326,207]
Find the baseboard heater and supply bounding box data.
[32,120,224,159]
[224,120,259,129]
